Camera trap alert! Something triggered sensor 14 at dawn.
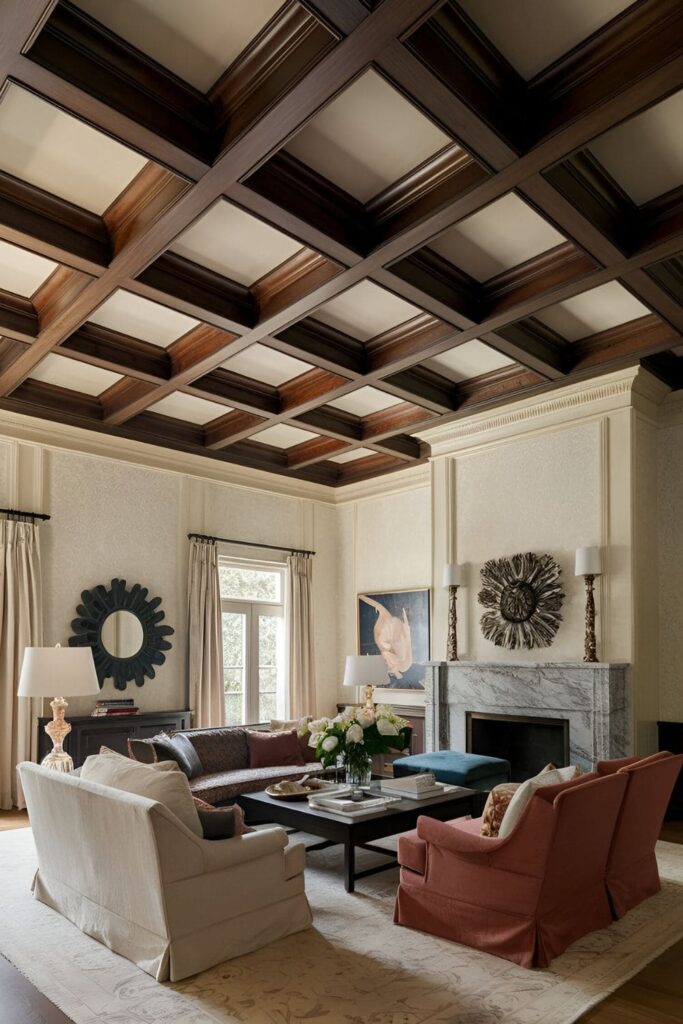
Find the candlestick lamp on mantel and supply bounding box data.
[575,546,602,663]
[443,563,465,661]
[18,644,99,772]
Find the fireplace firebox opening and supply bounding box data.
[466,712,570,782]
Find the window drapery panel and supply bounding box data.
[287,554,316,719]
[0,520,42,809]
[188,539,224,729]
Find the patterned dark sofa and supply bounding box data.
[178,726,323,806]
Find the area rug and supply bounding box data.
[1,829,683,1024]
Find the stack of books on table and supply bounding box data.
[91,700,140,717]
[307,793,401,820]
[380,772,461,800]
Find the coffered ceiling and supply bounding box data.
[0,0,680,487]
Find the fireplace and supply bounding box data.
[467,711,570,782]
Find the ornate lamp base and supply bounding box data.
[583,574,598,663]
[41,696,74,772]
[447,584,459,661]
[362,684,375,710]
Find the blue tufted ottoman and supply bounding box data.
[392,751,511,791]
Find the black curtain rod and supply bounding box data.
[188,532,315,556]
[0,507,50,521]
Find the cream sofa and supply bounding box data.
[18,762,312,981]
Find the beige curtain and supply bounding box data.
[0,520,42,809]
[188,539,224,728]
[287,554,316,718]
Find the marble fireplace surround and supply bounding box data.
[423,662,632,772]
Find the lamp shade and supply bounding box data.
[575,546,602,577]
[442,563,464,587]
[342,654,387,687]
[17,645,99,698]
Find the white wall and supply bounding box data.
[0,432,340,721]
[658,402,683,724]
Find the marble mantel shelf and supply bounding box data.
[424,661,632,771]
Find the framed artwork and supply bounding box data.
[357,588,430,690]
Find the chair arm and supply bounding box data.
[200,825,288,873]
[416,815,510,858]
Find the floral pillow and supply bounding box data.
[481,782,520,837]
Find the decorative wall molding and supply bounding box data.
[421,367,643,455]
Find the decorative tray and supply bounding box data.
[265,780,351,801]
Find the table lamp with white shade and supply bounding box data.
[442,563,465,661]
[17,644,100,772]
[575,546,602,663]
[343,654,387,709]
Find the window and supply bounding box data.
[219,559,286,725]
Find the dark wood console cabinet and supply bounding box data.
[37,710,192,768]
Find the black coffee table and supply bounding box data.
[240,783,481,892]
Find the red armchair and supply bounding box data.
[395,772,628,968]
[597,751,683,918]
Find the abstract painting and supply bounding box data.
[357,589,430,689]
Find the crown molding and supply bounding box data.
[421,366,648,455]
[0,408,336,504]
[332,461,431,504]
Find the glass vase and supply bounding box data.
[344,751,372,788]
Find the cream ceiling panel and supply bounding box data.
[314,281,421,341]
[221,343,312,384]
[589,91,683,205]
[284,69,450,202]
[0,240,56,297]
[328,386,402,416]
[169,201,302,284]
[534,282,650,341]
[329,447,376,463]
[88,290,199,347]
[256,423,319,448]
[458,0,635,79]
[0,85,147,215]
[430,194,565,281]
[427,339,515,382]
[148,392,228,424]
[28,353,122,395]
[72,0,283,92]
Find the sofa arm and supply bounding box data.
[200,825,289,874]
[416,815,509,858]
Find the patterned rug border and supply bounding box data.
[0,828,682,1024]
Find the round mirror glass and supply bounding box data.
[100,610,144,659]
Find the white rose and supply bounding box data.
[309,718,328,734]
[356,708,375,728]
[321,735,339,752]
[308,732,323,748]
[346,723,364,744]
[376,717,398,736]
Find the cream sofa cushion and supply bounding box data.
[498,765,580,839]
[81,747,202,836]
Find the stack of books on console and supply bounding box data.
[380,772,460,799]
[91,699,140,717]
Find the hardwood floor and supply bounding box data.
[0,810,681,1023]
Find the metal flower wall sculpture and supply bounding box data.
[478,552,565,650]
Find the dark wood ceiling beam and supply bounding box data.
[182,369,280,416]
[99,377,160,423]
[454,365,547,413]
[0,170,110,274]
[641,351,683,390]
[376,365,459,413]
[278,367,350,413]
[569,314,680,374]
[361,403,437,439]
[483,323,569,380]
[252,249,342,322]
[286,434,350,469]
[167,324,237,378]
[204,410,269,450]
[32,265,93,332]
[58,324,171,382]
[335,451,418,486]
[621,265,683,334]
[129,254,257,332]
[270,319,366,377]
[0,290,39,342]
[0,337,28,375]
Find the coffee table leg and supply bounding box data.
[344,838,355,893]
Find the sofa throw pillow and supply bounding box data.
[498,764,581,839]
[270,717,318,763]
[480,782,520,837]
[151,732,204,779]
[81,747,202,836]
[248,728,305,768]
[192,797,255,840]
[127,737,157,764]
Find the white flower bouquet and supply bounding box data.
[304,705,412,784]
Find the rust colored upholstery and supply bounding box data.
[395,772,628,968]
[597,751,683,917]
